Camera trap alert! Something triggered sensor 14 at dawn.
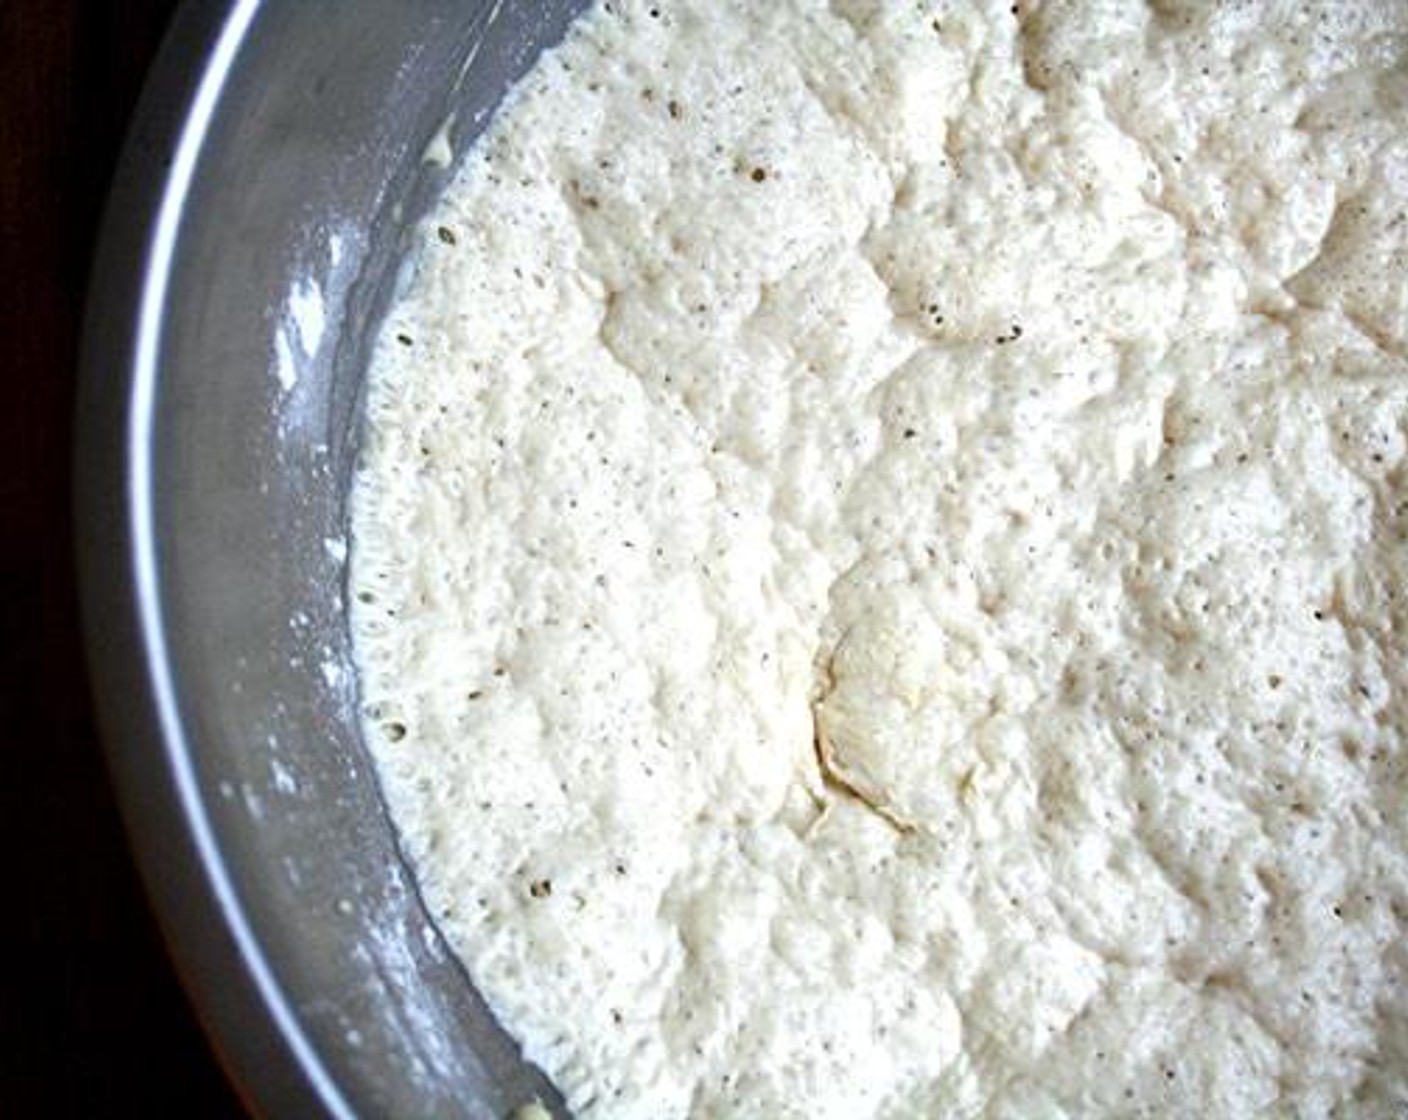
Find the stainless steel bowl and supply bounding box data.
[77,3,586,1114]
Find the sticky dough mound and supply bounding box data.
[352,2,1408,1116]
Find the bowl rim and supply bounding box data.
[75,2,349,1115]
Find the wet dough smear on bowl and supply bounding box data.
[350,2,1408,1116]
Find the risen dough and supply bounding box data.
[351,2,1408,1116]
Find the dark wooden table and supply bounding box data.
[6,3,247,1114]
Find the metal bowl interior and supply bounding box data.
[78,2,587,1115]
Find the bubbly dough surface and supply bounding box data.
[351,2,1408,1115]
